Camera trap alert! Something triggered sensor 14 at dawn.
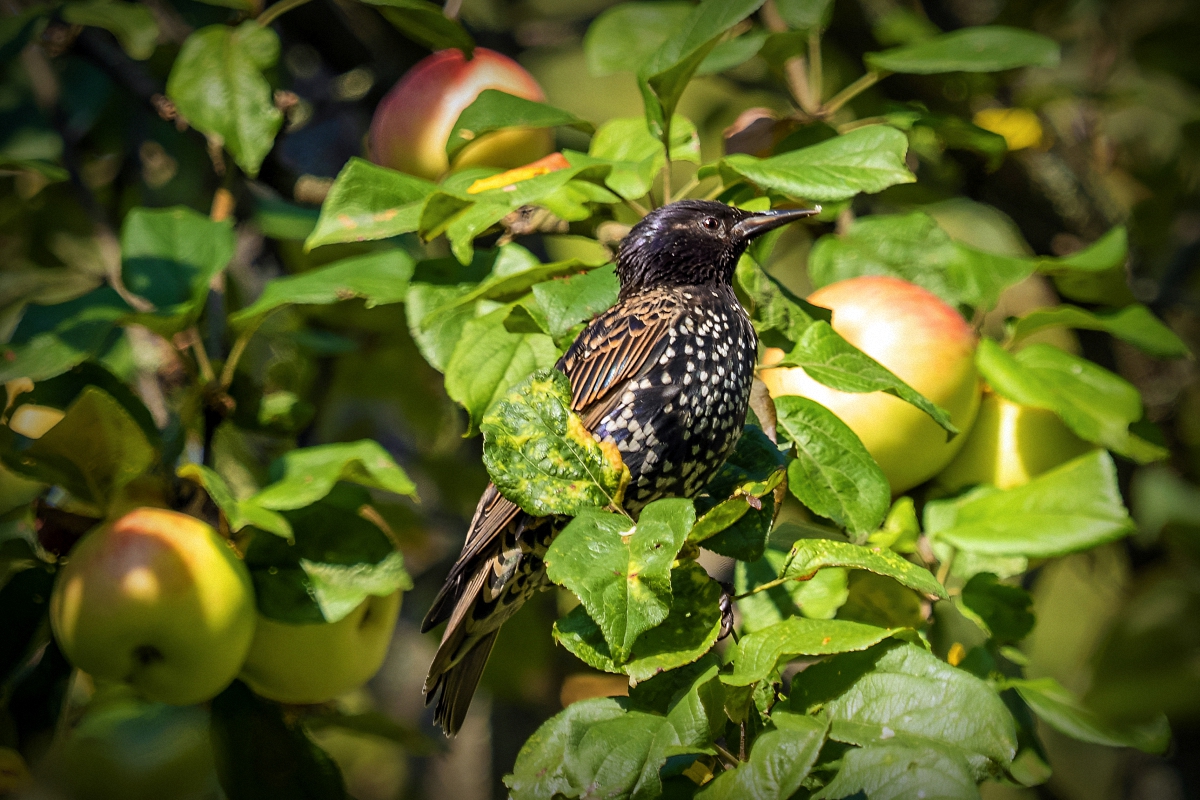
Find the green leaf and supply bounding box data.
[696,712,827,800]
[120,206,236,336]
[773,321,958,434]
[506,666,724,800]
[480,368,630,515]
[61,0,159,59]
[0,6,48,64]
[553,561,723,681]
[299,551,411,623]
[446,90,593,160]
[734,255,829,348]
[1054,226,1128,272]
[1005,677,1169,754]
[588,115,700,199]
[959,572,1034,643]
[865,26,1060,74]
[865,496,920,553]
[177,463,292,539]
[1007,304,1189,359]
[584,2,693,76]
[1,386,154,508]
[530,264,619,341]
[736,549,849,631]
[775,395,890,534]
[637,0,767,143]
[0,288,130,384]
[6,361,159,446]
[793,643,1018,775]
[689,426,788,560]
[815,740,980,800]
[403,250,497,372]
[229,250,415,328]
[976,339,1165,462]
[807,211,1034,310]
[505,697,628,800]
[244,487,407,623]
[723,616,898,686]
[1039,227,1134,306]
[361,0,473,54]
[698,30,768,74]
[776,0,834,30]
[926,450,1134,557]
[720,126,915,202]
[782,538,948,599]
[305,158,435,250]
[251,440,417,511]
[210,680,347,800]
[546,498,694,663]
[166,22,282,176]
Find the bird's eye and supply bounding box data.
[701,217,720,231]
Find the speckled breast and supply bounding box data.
[593,286,758,512]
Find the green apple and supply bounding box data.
[935,392,1094,492]
[761,275,982,493]
[37,682,218,800]
[238,590,402,704]
[50,508,257,706]
[369,47,553,180]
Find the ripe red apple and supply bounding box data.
[238,590,402,704]
[50,508,257,706]
[370,47,553,180]
[934,391,1094,492]
[761,276,982,493]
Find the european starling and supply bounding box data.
[422,199,819,734]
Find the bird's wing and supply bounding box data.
[558,289,681,428]
[423,291,680,631]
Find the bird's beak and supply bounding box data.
[731,206,822,241]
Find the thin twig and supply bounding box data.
[935,546,956,586]
[219,316,265,389]
[624,197,651,217]
[661,157,672,205]
[185,326,216,383]
[713,741,741,768]
[257,0,314,27]
[808,29,823,107]
[734,576,790,599]
[820,71,884,117]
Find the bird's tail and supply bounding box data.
[426,629,500,736]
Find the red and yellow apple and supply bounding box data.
[238,590,401,704]
[761,276,982,493]
[370,47,552,180]
[934,391,1093,492]
[50,508,256,706]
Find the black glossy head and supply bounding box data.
[615,200,819,298]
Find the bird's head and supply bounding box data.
[615,200,820,298]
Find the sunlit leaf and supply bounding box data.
[446,90,593,160]
[781,538,948,599]
[977,339,1166,462]
[61,0,158,60]
[166,21,282,176]
[481,369,629,515]
[926,450,1134,557]
[696,712,827,799]
[720,126,915,202]
[554,561,722,680]
[305,158,435,250]
[1007,304,1189,359]
[1005,677,1170,754]
[546,498,693,663]
[814,739,980,800]
[775,395,890,534]
[251,440,416,511]
[723,616,898,686]
[361,0,473,54]
[230,250,415,327]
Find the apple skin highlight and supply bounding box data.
[761,276,982,493]
[50,508,256,706]
[369,47,553,180]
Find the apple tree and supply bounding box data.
[0,0,1198,798]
